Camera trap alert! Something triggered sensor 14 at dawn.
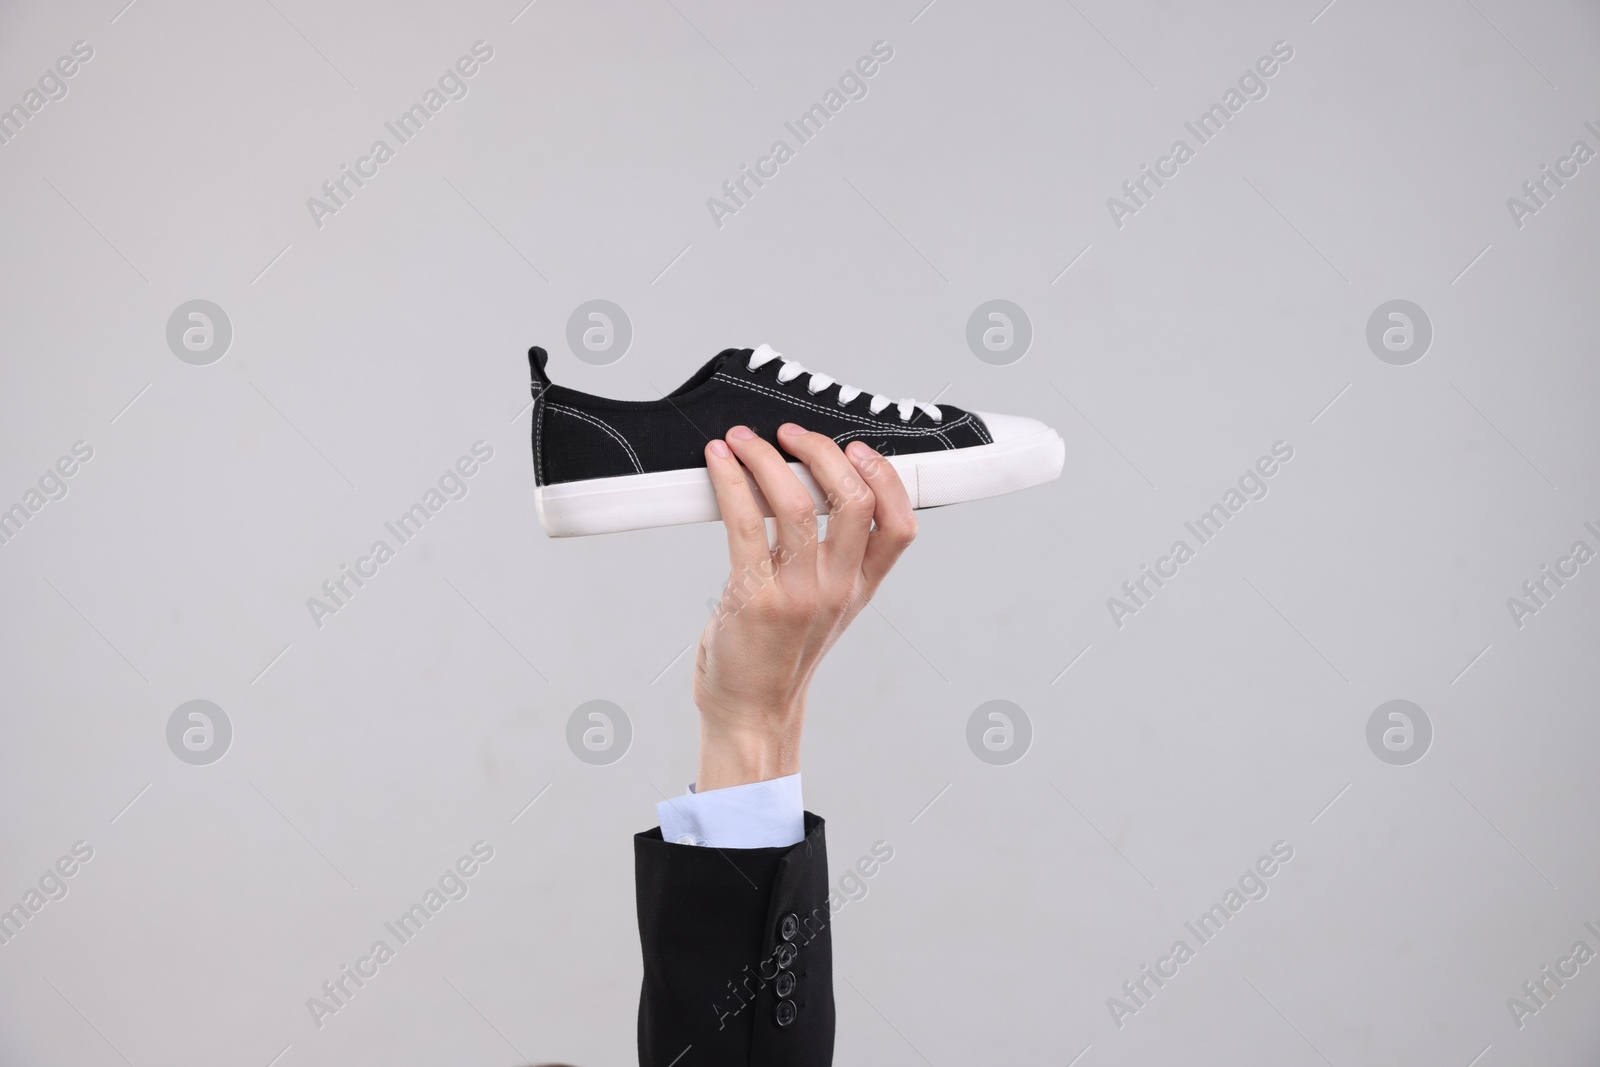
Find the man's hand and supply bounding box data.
[692,423,917,792]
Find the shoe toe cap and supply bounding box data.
[973,410,1050,443]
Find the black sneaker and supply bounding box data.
[529,343,1064,537]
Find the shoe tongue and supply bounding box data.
[667,347,752,396]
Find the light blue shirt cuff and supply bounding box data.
[657,773,804,849]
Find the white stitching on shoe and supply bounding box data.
[548,404,645,474]
[716,372,908,428]
[831,413,979,449]
[534,388,547,482]
[832,413,974,440]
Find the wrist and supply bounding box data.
[695,712,803,792]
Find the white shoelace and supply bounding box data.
[745,344,943,423]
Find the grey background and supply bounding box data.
[1,0,1597,1064]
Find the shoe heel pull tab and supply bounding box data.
[529,346,552,391]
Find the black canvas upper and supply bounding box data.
[530,346,993,486]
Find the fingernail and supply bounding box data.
[708,439,731,459]
[779,423,806,437]
[729,426,756,440]
[847,441,877,460]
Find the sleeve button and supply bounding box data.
[774,970,795,998]
[774,998,798,1027]
[779,913,799,941]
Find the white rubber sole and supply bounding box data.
[536,426,1065,537]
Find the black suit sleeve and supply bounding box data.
[634,812,834,1067]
